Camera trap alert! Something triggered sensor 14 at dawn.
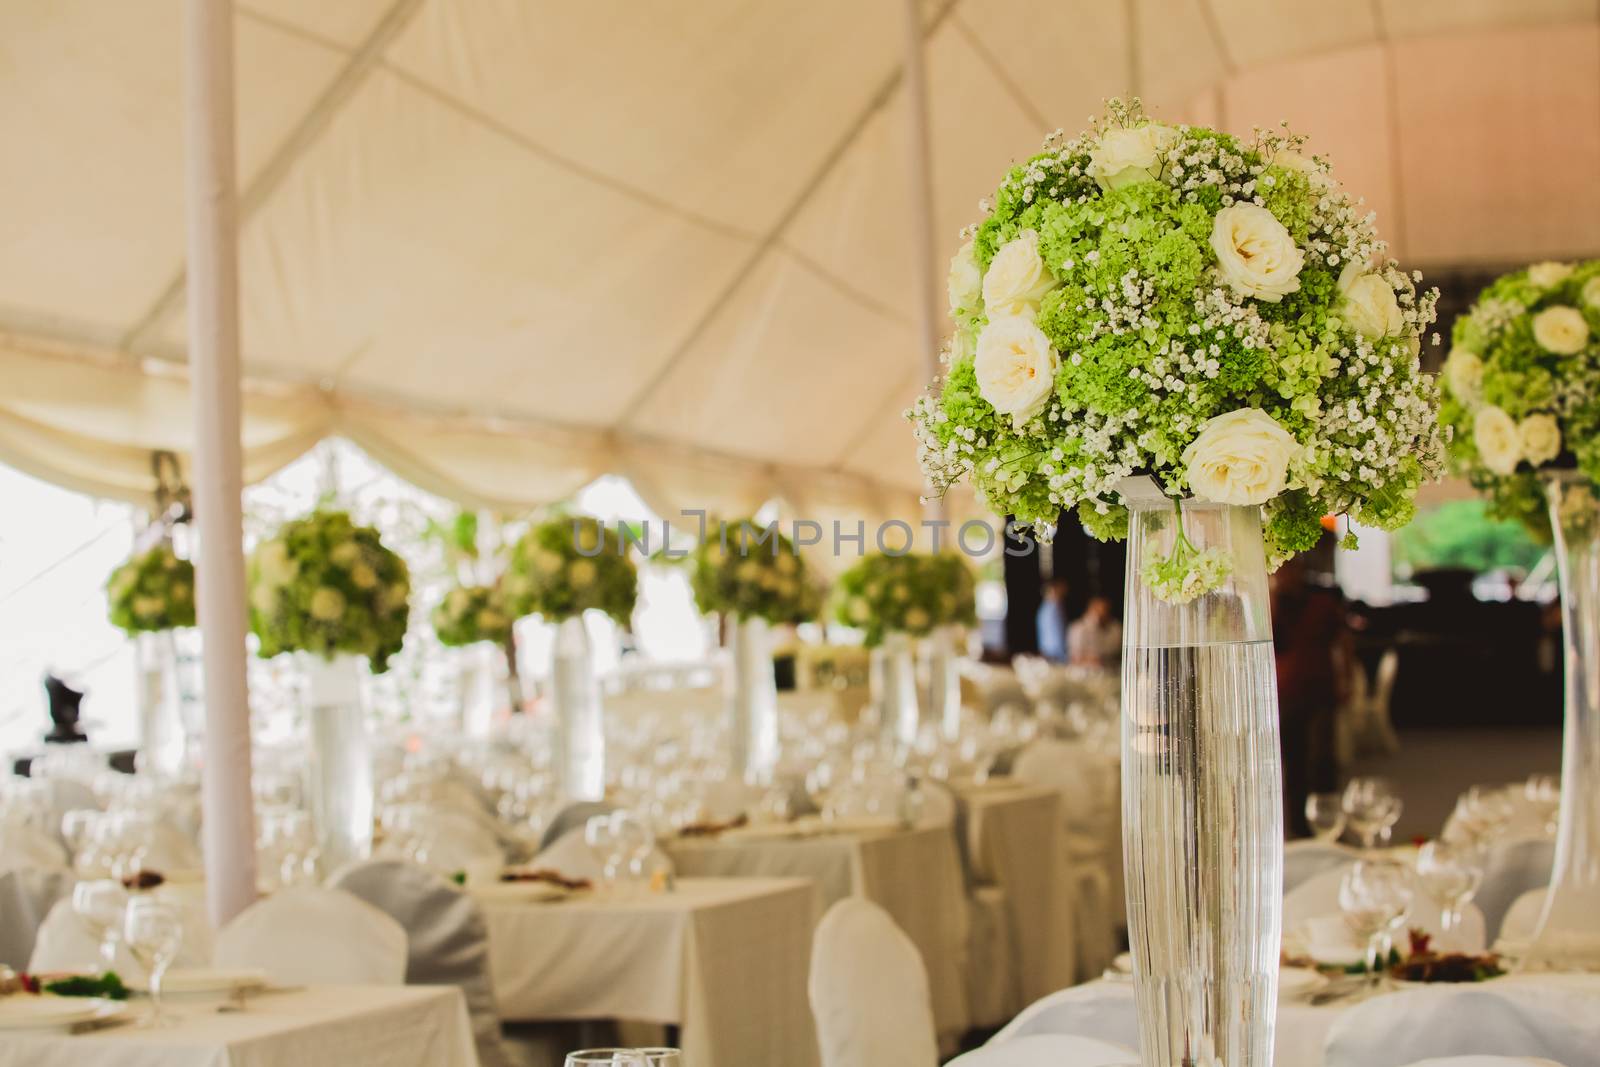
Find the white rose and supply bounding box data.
[1268,149,1319,178]
[981,231,1056,318]
[1583,277,1600,309]
[1527,261,1574,289]
[973,316,1059,428]
[1086,122,1180,190]
[329,541,361,568]
[903,607,930,632]
[131,595,163,619]
[1444,348,1484,406]
[446,589,469,614]
[1338,262,1405,339]
[568,559,597,589]
[1533,306,1590,355]
[1519,413,1562,467]
[1182,408,1301,506]
[309,586,347,622]
[947,239,982,312]
[1209,204,1304,303]
[349,562,378,590]
[1473,406,1522,476]
[476,609,507,633]
[255,541,298,589]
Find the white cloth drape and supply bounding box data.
[809,897,939,1067]
[214,885,408,985]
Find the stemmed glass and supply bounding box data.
[1339,859,1414,991]
[1305,793,1345,843]
[1415,840,1483,936]
[583,815,623,889]
[635,1051,682,1066]
[565,1051,647,1066]
[1342,778,1403,851]
[72,880,129,968]
[609,813,656,889]
[123,898,183,1027]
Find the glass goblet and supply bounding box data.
[1305,793,1345,843]
[1339,859,1413,991]
[1415,840,1483,935]
[123,898,183,1027]
[72,880,128,968]
[564,1050,646,1066]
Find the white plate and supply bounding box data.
[471,880,572,904]
[1278,967,1326,998]
[0,996,122,1031]
[134,967,267,995]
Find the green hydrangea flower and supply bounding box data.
[689,518,819,624]
[431,584,514,647]
[107,543,196,634]
[830,553,977,646]
[503,516,637,625]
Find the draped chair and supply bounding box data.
[808,897,938,1067]
[947,1034,1138,1067]
[0,867,72,970]
[1324,987,1600,1067]
[215,885,407,985]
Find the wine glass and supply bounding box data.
[564,1051,647,1066]
[1305,793,1345,843]
[636,1051,682,1066]
[583,815,622,888]
[1339,859,1413,990]
[72,880,128,968]
[1342,778,1398,851]
[123,898,183,1027]
[1415,840,1483,935]
[609,813,656,888]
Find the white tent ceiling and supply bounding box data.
[4,0,1599,519]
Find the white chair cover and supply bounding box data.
[330,858,511,1067]
[537,801,615,851]
[809,897,938,1067]
[29,885,212,974]
[991,986,1141,1049]
[1498,889,1547,944]
[530,826,673,883]
[214,885,407,985]
[403,809,505,873]
[965,885,1019,1029]
[1013,739,1119,978]
[1399,1059,1565,1067]
[0,822,70,874]
[41,777,100,837]
[0,868,72,969]
[949,1034,1139,1067]
[1283,840,1358,893]
[1324,986,1600,1067]
[139,820,203,872]
[1284,864,1487,954]
[1476,838,1554,940]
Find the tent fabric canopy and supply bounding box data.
[3,0,1597,517]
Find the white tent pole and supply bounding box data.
[185,0,258,926]
[902,0,948,527]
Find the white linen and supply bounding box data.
[29,883,212,974]
[948,1033,1138,1067]
[1400,1060,1565,1067]
[1498,889,1547,944]
[1283,864,1487,954]
[482,877,818,1067]
[138,820,203,873]
[809,897,938,1067]
[1476,839,1554,941]
[0,868,71,970]
[1283,840,1359,894]
[531,826,672,884]
[214,885,407,985]
[665,822,972,1040]
[0,984,476,1067]
[1324,980,1600,1067]
[0,824,69,874]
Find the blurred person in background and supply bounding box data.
[1036,578,1069,662]
[1068,595,1121,670]
[1272,552,1348,837]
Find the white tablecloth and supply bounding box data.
[481,877,818,1067]
[957,782,1073,1005]
[0,985,475,1067]
[998,973,1600,1066]
[666,823,972,1041]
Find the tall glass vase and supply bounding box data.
[925,625,964,741]
[727,615,779,779]
[1525,473,1600,968]
[135,631,186,777]
[303,652,373,875]
[1121,480,1283,1067]
[873,632,921,748]
[552,615,606,801]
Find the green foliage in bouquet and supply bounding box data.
[1439,259,1600,539]
[248,510,411,673]
[106,543,195,634]
[431,584,513,647]
[689,518,819,624]
[911,98,1444,601]
[502,515,637,625]
[831,552,977,646]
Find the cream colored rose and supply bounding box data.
[309,587,347,622]
[171,582,191,602]
[532,549,562,574]
[1338,262,1405,339]
[1519,413,1562,467]
[904,607,930,632]
[350,562,378,590]
[1583,277,1600,309]
[476,609,507,633]
[329,541,361,568]
[973,316,1059,427]
[981,231,1057,318]
[132,595,163,619]
[1269,149,1318,177]
[1528,262,1574,289]
[385,582,409,612]
[255,541,298,588]
[1444,348,1484,406]
[1533,306,1590,355]
[848,598,869,624]
[1473,406,1521,476]
[1086,122,1180,190]
[1182,408,1300,506]
[250,584,277,615]
[568,559,597,589]
[947,239,982,312]
[1209,204,1304,303]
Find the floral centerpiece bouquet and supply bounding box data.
[1440,259,1600,534]
[831,553,976,646]
[107,543,196,634]
[431,584,514,647]
[911,98,1444,602]
[688,518,819,623]
[247,510,411,672]
[502,516,637,624]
